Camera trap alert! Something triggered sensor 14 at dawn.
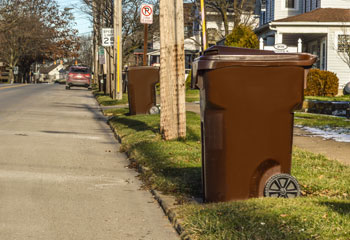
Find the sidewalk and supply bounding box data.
[185,102,350,165]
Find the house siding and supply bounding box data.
[321,0,350,8]
[275,0,303,20]
[327,28,350,88]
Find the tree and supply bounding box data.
[224,24,258,48]
[77,34,93,67]
[0,0,79,83]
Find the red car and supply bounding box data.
[66,66,92,90]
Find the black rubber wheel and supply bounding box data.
[343,82,350,95]
[264,173,300,198]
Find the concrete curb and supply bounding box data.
[107,117,193,240]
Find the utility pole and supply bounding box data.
[114,0,123,100]
[92,0,99,86]
[159,0,186,140]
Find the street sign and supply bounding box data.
[98,46,106,64]
[140,4,153,24]
[101,28,114,46]
[13,66,18,75]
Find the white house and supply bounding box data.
[255,0,350,89]
[39,64,65,82]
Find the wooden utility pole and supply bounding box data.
[114,0,123,100]
[159,0,186,140]
[92,0,98,85]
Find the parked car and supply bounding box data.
[66,66,91,90]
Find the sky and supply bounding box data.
[57,0,92,36]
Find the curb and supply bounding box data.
[107,117,193,240]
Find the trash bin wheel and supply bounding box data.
[149,106,160,115]
[264,173,300,198]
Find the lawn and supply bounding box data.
[294,112,350,129]
[108,108,350,239]
[186,89,200,102]
[305,95,350,102]
[93,90,128,106]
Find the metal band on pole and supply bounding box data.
[117,35,120,92]
[200,0,207,51]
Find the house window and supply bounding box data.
[338,35,350,52]
[285,0,295,8]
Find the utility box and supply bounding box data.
[192,46,316,202]
[127,66,159,115]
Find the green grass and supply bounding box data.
[305,95,350,102]
[186,89,200,102]
[294,112,350,128]
[108,108,350,239]
[93,90,128,106]
[109,109,202,198]
[177,197,350,240]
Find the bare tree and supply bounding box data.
[0,0,79,83]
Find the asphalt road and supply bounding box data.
[0,84,178,240]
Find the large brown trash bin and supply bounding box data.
[192,46,316,202]
[127,66,159,115]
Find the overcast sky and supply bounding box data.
[57,0,92,36]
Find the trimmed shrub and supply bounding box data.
[224,25,259,49]
[185,70,192,89]
[305,69,339,97]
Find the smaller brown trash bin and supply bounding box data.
[127,66,159,115]
[192,46,316,202]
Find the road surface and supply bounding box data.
[0,84,178,240]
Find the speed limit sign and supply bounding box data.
[140,4,153,24]
[101,28,114,46]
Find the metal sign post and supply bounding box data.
[140,4,153,66]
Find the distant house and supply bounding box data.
[142,3,257,71]
[255,0,350,89]
[39,64,64,82]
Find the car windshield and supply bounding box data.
[70,68,89,73]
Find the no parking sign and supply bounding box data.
[140,4,153,24]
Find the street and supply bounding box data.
[0,84,178,240]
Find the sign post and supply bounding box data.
[140,3,153,66]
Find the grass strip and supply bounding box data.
[108,108,350,239]
[177,197,350,240]
[294,112,350,128]
[93,90,128,106]
[186,89,200,102]
[305,95,350,102]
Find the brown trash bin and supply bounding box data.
[192,46,316,202]
[127,66,159,115]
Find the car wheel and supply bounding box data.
[65,86,70,90]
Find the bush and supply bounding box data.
[224,25,259,49]
[185,70,192,89]
[305,69,339,97]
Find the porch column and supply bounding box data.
[259,38,264,50]
[275,32,283,44]
[298,38,302,53]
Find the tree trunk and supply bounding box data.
[159,0,186,140]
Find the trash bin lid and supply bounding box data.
[194,46,317,70]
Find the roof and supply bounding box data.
[40,64,60,74]
[274,8,350,23]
